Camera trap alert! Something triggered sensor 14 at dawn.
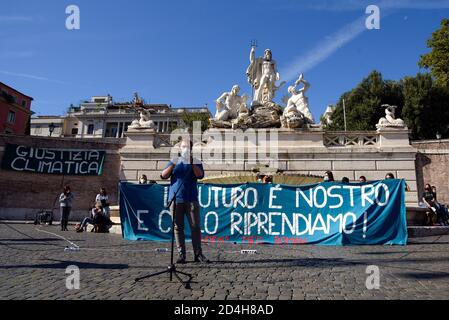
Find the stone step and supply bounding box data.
[407,226,449,238]
[110,205,120,217]
[107,215,449,239]
[1,220,447,239]
[109,224,122,235]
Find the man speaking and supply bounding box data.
[161,138,209,264]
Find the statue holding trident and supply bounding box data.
[246,44,284,105]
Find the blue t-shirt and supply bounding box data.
[163,157,204,203]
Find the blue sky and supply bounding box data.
[1,0,449,120]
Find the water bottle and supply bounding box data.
[241,249,257,255]
[64,246,80,252]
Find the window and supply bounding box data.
[7,111,16,124]
[71,128,79,135]
[21,100,27,108]
[1,90,14,104]
[87,124,95,135]
[118,123,124,138]
[105,122,119,138]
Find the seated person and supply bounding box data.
[96,188,110,219]
[431,185,449,224]
[385,172,395,180]
[432,185,443,209]
[263,175,273,184]
[77,202,112,232]
[422,184,448,226]
[324,171,335,182]
[139,174,148,184]
[257,173,266,183]
[385,172,410,191]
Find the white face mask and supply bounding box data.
[180,146,190,159]
[324,177,329,182]
[140,179,146,184]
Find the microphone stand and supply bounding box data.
[135,156,194,289]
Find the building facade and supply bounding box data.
[0,82,33,135]
[29,116,65,137]
[30,95,211,138]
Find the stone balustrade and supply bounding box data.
[324,131,378,147]
[120,127,419,206]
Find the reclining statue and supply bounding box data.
[376,104,405,129]
[213,85,249,122]
[129,110,155,129]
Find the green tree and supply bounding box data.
[401,73,449,139]
[180,112,211,132]
[328,71,404,131]
[327,19,449,138]
[419,18,449,89]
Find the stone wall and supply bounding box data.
[120,128,419,206]
[413,139,449,205]
[0,134,124,220]
[0,129,432,222]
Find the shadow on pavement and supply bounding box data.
[0,238,74,242]
[0,258,128,270]
[399,272,449,280]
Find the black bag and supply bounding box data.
[93,211,105,225]
[442,205,449,220]
[34,210,53,225]
[100,199,109,208]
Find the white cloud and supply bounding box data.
[0,16,33,23]
[301,0,449,11]
[280,16,367,82]
[279,0,449,82]
[0,70,67,84]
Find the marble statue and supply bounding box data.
[213,85,249,122]
[232,102,252,129]
[209,45,303,129]
[129,109,155,129]
[285,74,315,124]
[322,105,336,126]
[376,104,405,129]
[246,47,283,105]
[280,104,305,129]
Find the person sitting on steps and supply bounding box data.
[422,184,448,226]
[76,202,111,233]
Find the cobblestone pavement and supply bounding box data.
[1,222,449,300]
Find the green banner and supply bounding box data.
[1,143,105,176]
